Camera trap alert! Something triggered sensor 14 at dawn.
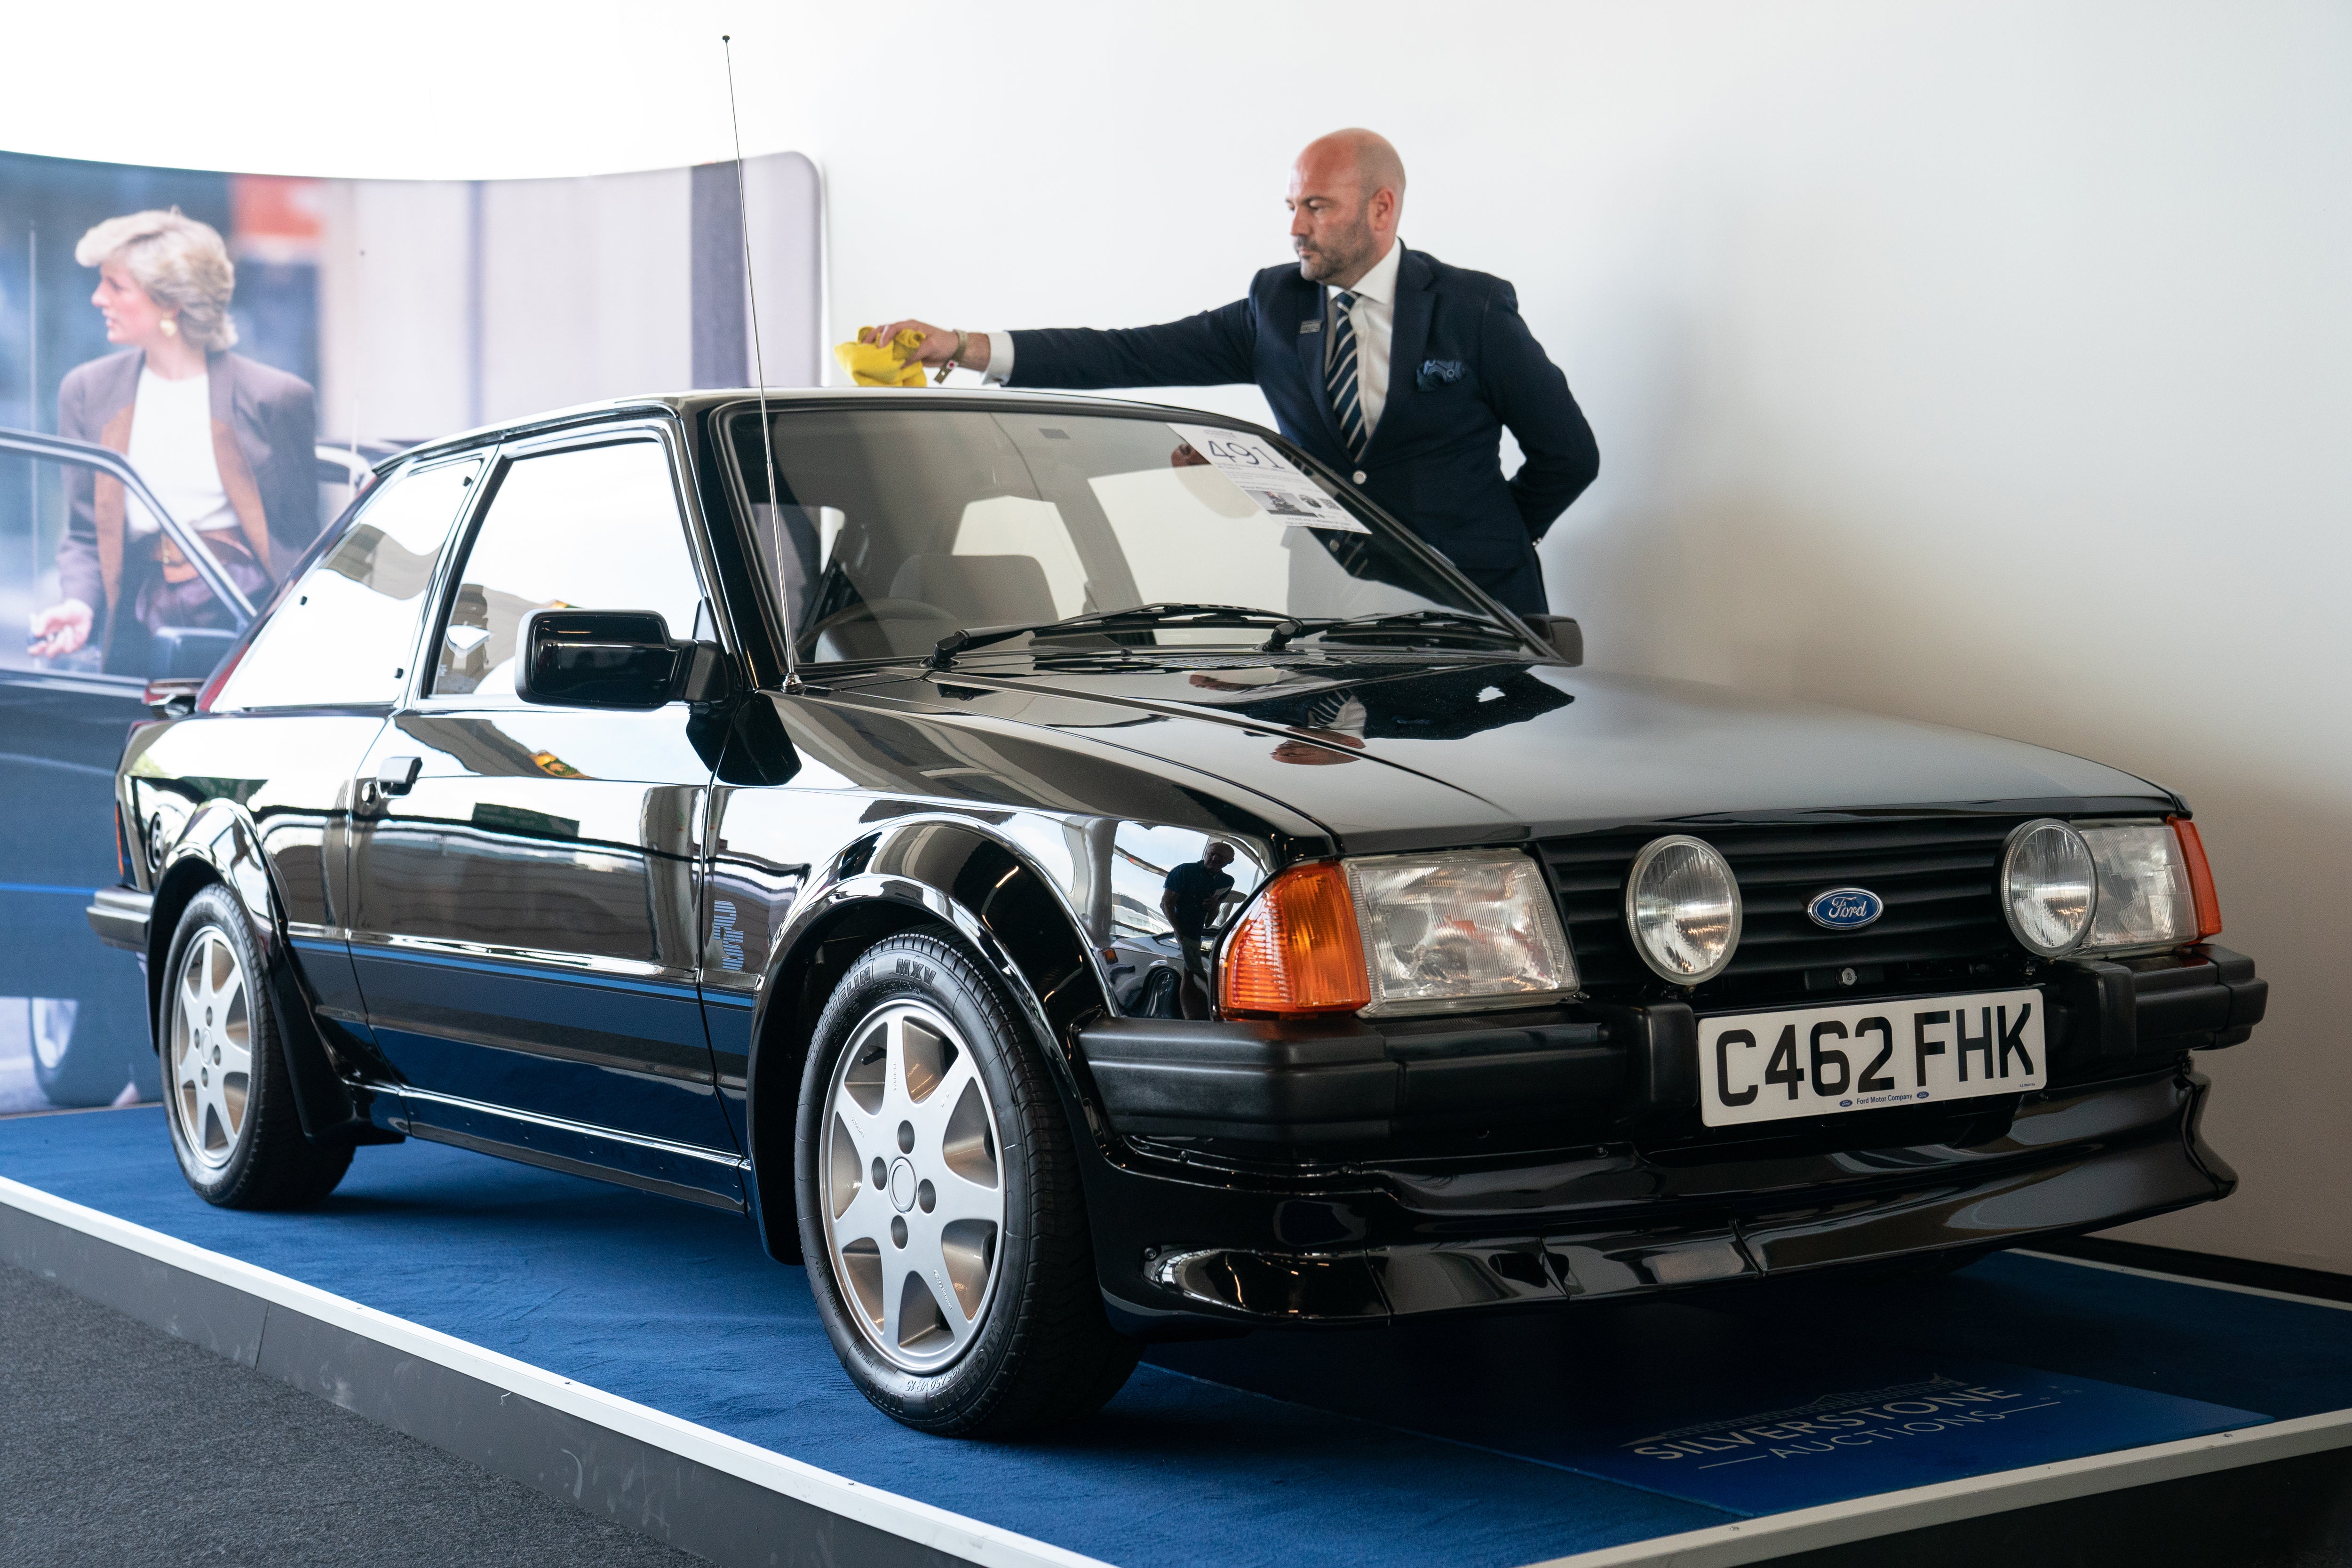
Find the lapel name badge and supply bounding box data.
[1298,319,1324,334]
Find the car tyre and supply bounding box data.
[161,885,352,1208]
[795,931,1138,1437]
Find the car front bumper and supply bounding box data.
[1073,947,2261,1334]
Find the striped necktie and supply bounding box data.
[1326,288,1367,459]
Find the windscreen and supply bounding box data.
[729,407,1499,664]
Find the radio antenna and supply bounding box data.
[724,33,800,691]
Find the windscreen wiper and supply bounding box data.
[1284,609,1529,649]
[930,602,1299,669]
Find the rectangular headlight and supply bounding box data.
[2080,823,2197,952]
[1343,849,1577,1016]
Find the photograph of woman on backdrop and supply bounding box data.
[26,208,316,674]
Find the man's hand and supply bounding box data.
[858,321,991,373]
[29,599,92,659]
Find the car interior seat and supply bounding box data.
[887,554,1059,631]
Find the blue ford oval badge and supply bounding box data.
[1807,887,1884,931]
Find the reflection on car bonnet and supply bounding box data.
[1192,665,1573,744]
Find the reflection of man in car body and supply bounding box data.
[863,128,1599,617]
[1185,663,1573,765]
[28,209,318,674]
[1160,841,1240,1019]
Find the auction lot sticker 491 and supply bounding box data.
[1698,989,2044,1129]
[1167,423,1369,532]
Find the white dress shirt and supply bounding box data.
[124,367,237,537]
[979,329,1017,385]
[977,238,1405,438]
[1327,238,1401,436]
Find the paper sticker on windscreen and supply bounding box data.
[1167,425,1367,532]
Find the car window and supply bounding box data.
[211,459,482,711]
[430,439,703,703]
[731,409,1489,665]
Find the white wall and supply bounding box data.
[7,0,2344,1270]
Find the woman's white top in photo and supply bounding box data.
[125,366,238,536]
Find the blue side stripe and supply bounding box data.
[347,944,703,1001]
[0,881,100,898]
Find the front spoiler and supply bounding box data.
[1108,1072,2232,1330]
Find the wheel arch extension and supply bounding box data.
[146,801,280,1035]
[143,799,388,1148]
[740,819,1112,1264]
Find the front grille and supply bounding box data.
[1542,815,2026,999]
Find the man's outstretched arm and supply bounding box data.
[863,297,1257,390]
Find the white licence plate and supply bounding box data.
[1696,989,2046,1129]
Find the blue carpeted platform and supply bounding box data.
[6,1108,2350,1567]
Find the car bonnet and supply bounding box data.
[792,657,2171,855]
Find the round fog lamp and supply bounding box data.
[2001,818,2096,957]
[1625,835,1742,984]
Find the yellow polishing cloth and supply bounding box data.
[833,328,930,387]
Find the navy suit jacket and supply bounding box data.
[1005,246,1597,614]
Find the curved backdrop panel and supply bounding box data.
[0,145,820,1114]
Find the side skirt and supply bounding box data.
[378,1082,750,1212]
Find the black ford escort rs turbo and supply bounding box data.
[89,390,2268,1436]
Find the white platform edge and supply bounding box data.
[0,1172,1112,1568]
[1522,1247,2352,1568]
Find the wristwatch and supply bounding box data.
[935,330,969,385]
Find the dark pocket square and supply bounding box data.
[1416,358,1465,391]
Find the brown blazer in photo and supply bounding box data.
[53,348,319,661]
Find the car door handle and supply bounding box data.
[376,756,422,796]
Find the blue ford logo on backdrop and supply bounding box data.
[1807,887,1885,930]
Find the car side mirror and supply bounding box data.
[1527,615,1582,666]
[518,609,687,709]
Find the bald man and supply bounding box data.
[864,129,1598,616]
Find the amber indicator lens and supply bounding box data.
[1220,861,1370,1015]
[2169,816,2224,938]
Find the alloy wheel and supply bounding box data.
[170,928,253,1171]
[820,1000,1006,1374]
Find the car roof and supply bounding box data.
[382,386,1263,473]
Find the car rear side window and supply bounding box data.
[212,458,482,710]
[431,439,703,703]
